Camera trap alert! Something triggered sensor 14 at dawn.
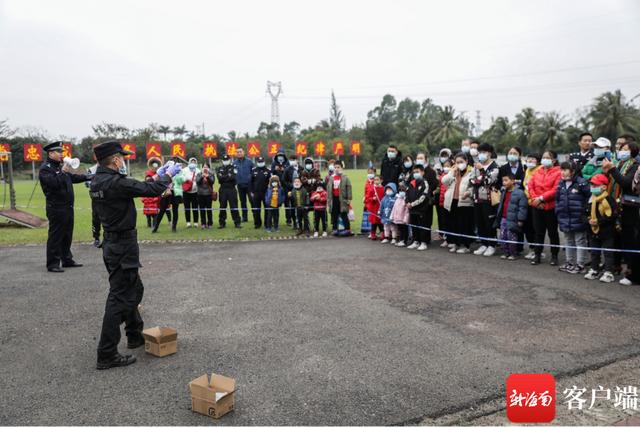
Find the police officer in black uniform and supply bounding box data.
[217,154,242,229]
[567,131,594,177]
[90,140,174,370]
[249,156,271,228]
[39,141,90,273]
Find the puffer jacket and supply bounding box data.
[493,187,528,232]
[528,165,561,210]
[555,177,590,232]
[378,183,397,225]
[390,192,409,225]
[442,166,474,210]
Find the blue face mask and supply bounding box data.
[439,156,448,164]
[118,164,127,175]
[188,163,196,171]
[590,187,603,195]
[594,148,608,158]
[507,154,519,163]
[617,151,631,161]
[541,158,553,168]
[257,162,265,168]
[397,191,406,198]
[413,172,423,180]
[404,161,413,169]
[478,153,489,162]
[461,146,470,154]
[367,173,375,180]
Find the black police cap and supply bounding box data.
[256,156,264,162]
[43,141,64,152]
[93,140,133,161]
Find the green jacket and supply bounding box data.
[290,187,310,208]
[172,174,185,197]
[326,173,352,213]
[581,158,603,181]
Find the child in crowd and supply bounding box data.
[406,165,430,251]
[327,161,353,236]
[436,158,453,247]
[362,167,376,236]
[310,182,328,237]
[493,173,528,260]
[365,174,385,240]
[523,154,541,259]
[378,182,398,244]
[584,174,618,283]
[264,175,284,232]
[141,173,161,228]
[555,162,590,273]
[390,181,410,247]
[290,177,310,236]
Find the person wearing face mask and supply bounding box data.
[378,182,398,244]
[310,182,328,237]
[270,149,290,182]
[497,146,525,188]
[528,150,562,265]
[554,162,590,274]
[435,148,452,174]
[289,177,311,236]
[436,158,453,247]
[381,145,403,186]
[362,167,376,237]
[414,152,439,246]
[582,137,612,181]
[364,174,385,240]
[522,154,542,259]
[181,158,200,228]
[442,153,474,254]
[405,165,430,251]
[469,143,499,257]
[602,141,640,285]
[233,148,255,223]
[195,164,215,229]
[89,141,174,369]
[300,157,321,193]
[283,155,300,227]
[152,158,185,233]
[390,181,410,246]
[216,154,241,229]
[568,132,594,177]
[398,155,415,187]
[327,161,353,236]
[250,156,271,229]
[39,141,91,272]
[264,175,285,232]
[584,174,618,283]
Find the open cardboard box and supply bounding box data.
[142,326,177,357]
[189,373,236,419]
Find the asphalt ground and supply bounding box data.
[1,237,639,425]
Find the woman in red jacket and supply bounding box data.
[528,150,562,266]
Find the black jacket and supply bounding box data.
[381,153,403,185]
[90,167,170,232]
[423,166,439,201]
[406,178,430,215]
[497,161,525,188]
[568,150,594,177]
[283,165,300,191]
[250,166,271,194]
[216,164,237,188]
[39,159,88,208]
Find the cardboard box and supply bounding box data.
[189,373,236,419]
[142,326,177,357]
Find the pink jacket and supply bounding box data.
[390,196,410,225]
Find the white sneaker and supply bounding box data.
[456,247,470,254]
[313,231,319,238]
[417,243,428,251]
[599,271,615,283]
[447,242,456,248]
[322,232,327,237]
[584,269,599,280]
[380,238,389,244]
[186,222,191,228]
[390,239,397,245]
[440,241,449,248]
[474,245,488,255]
[448,245,458,253]
[524,251,536,260]
[407,241,420,249]
[620,277,632,286]
[396,241,406,247]
[483,246,496,257]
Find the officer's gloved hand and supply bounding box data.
[156,165,168,177]
[168,164,183,177]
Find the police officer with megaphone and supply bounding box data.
[39,141,90,273]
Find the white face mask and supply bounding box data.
[316,187,323,193]
[257,162,265,167]
[416,159,426,166]
[386,190,393,196]
[526,161,537,169]
[294,183,301,189]
[222,160,230,166]
[328,165,335,172]
[443,167,451,173]
[469,148,479,157]
[457,163,467,171]
[271,182,278,187]
[478,153,489,163]
[387,151,397,159]
[397,191,406,198]
[290,161,298,167]
[305,164,312,171]
[461,146,470,154]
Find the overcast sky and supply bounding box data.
[1,0,639,140]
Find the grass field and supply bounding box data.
[0,169,374,245]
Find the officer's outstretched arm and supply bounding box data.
[39,167,66,190]
[116,176,172,198]
[69,173,90,184]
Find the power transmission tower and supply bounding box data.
[475,110,482,136]
[266,81,283,127]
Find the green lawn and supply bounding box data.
[0,169,371,245]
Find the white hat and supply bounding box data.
[593,137,611,148]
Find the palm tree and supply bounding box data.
[534,112,567,150]
[172,125,187,140]
[588,90,639,141]
[514,107,538,149]
[158,125,171,141]
[428,106,466,147]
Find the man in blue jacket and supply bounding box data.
[233,147,254,222]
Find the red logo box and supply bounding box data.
[506,373,556,423]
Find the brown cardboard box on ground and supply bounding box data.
[189,373,236,419]
[142,326,177,357]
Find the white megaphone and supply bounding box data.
[63,157,80,169]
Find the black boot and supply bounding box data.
[550,254,558,266]
[96,353,136,370]
[531,253,541,265]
